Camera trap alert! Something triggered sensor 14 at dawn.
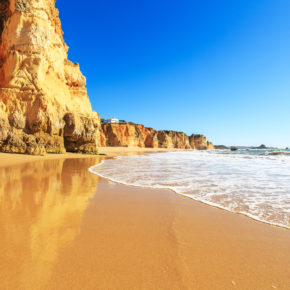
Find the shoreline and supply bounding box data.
[90,150,290,231]
[0,148,289,288]
[1,148,289,230]
[0,147,184,168]
[90,161,290,230]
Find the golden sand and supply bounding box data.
[0,147,181,168]
[0,150,289,289]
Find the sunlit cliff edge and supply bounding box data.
[0,0,214,155]
[101,123,214,150]
[0,0,101,155]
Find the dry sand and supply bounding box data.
[0,149,289,289]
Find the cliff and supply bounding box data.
[157,130,191,149]
[0,0,100,155]
[189,134,215,150]
[101,123,214,150]
[0,1,214,155]
[101,123,158,148]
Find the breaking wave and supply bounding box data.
[89,150,290,229]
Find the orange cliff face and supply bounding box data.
[101,123,214,150]
[189,134,215,150]
[157,131,191,149]
[0,0,101,155]
[0,0,214,154]
[101,123,157,148]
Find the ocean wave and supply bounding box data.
[89,151,290,229]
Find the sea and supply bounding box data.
[89,149,290,229]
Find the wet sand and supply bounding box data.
[98,146,192,157]
[0,153,289,289]
[0,147,177,168]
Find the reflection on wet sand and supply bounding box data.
[0,157,100,290]
[1,153,290,290]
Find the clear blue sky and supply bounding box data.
[56,0,290,148]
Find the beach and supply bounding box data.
[0,149,289,289]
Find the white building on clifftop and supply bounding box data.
[102,117,119,124]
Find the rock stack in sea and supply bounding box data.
[0,0,101,155]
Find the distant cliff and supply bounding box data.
[101,123,214,150]
[0,0,101,155]
[0,0,214,155]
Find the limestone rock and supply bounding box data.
[207,141,215,150]
[144,128,159,148]
[101,123,146,147]
[189,134,210,150]
[0,0,100,155]
[63,113,99,154]
[101,123,214,150]
[157,131,191,149]
[157,131,174,149]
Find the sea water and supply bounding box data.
[89,149,290,228]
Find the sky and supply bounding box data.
[56,0,290,148]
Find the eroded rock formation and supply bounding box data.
[0,0,100,154]
[101,123,156,148]
[102,123,214,150]
[189,134,214,150]
[157,130,191,149]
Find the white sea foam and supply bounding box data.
[89,151,290,229]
